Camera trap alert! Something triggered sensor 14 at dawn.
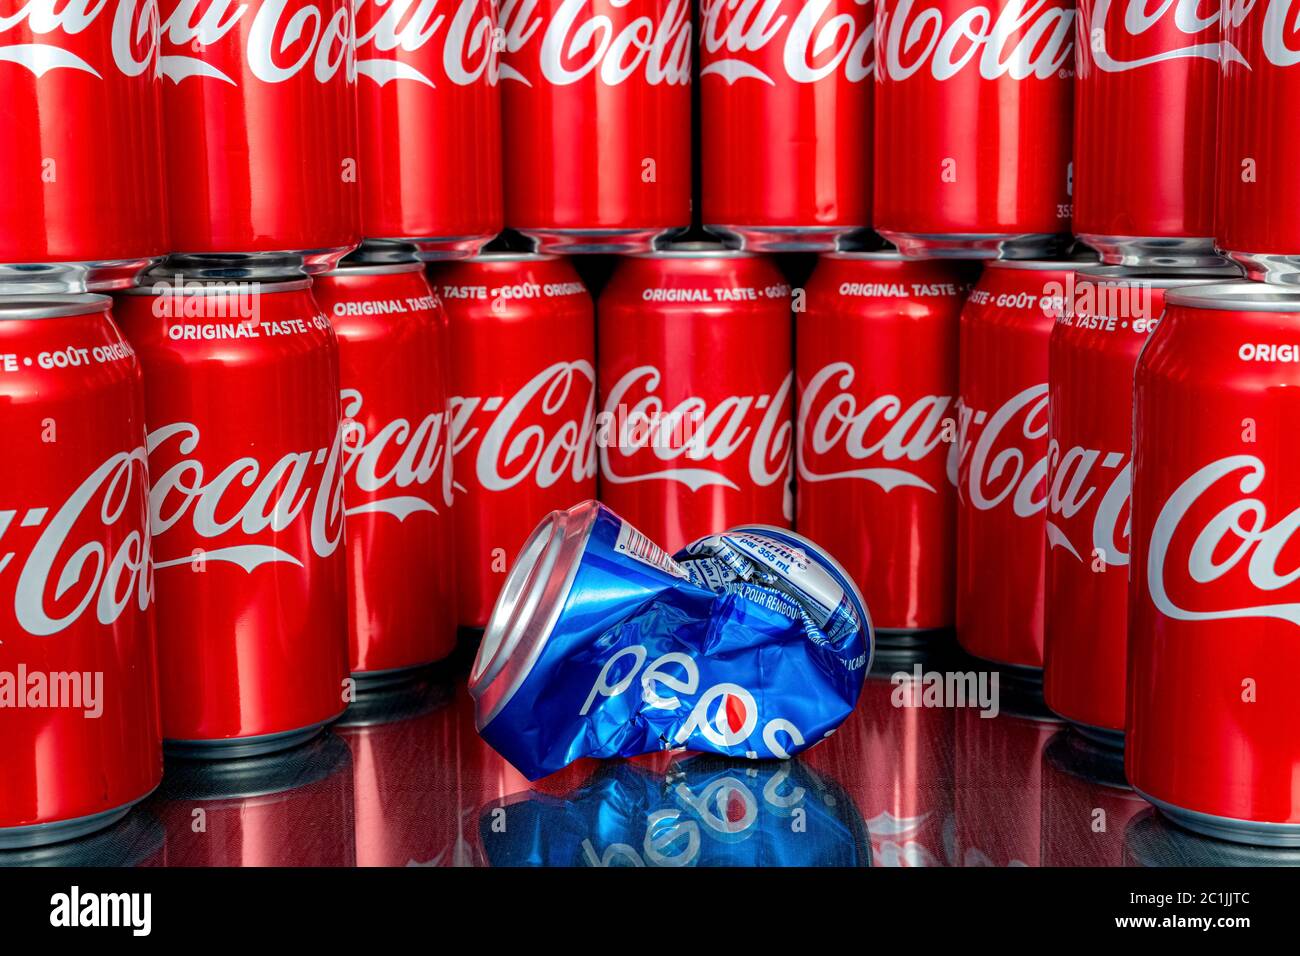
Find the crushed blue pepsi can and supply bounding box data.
[469,501,873,780]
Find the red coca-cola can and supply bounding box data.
[0,0,168,290]
[0,294,161,848]
[353,0,503,259]
[1045,266,1234,743]
[1217,3,1300,283]
[698,0,873,251]
[312,261,457,681]
[498,0,692,253]
[956,259,1074,670]
[873,0,1074,258]
[156,0,360,273]
[115,276,349,755]
[1072,0,1222,267]
[597,245,793,552]
[435,253,597,628]
[797,252,968,637]
[1129,281,1300,846]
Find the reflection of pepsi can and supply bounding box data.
[470,501,872,781]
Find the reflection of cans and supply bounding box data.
[1124,809,1300,868]
[478,755,870,867]
[470,501,871,781]
[803,653,957,866]
[152,735,355,867]
[953,686,1061,866]
[336,678,462,867]
[1040,730,1146,867]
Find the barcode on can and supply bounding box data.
[614,520,689,579]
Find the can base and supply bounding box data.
[0,798,143,851]
[164,716,336,761]
[0,256,161,293]
[1223,250,1300,285]
[520,227,681,254]
[364,234,495,262]
[874,626,951,650]
[351,660,445,691]
[878,230,1068,260]
[159,246,356,279]
[1076,233,1225,269]
[1138,789,1300,848]
[1067,719,1126,751]
[705,224,862,253]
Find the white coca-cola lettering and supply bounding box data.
[1263,0,1300,66]
[147,421,345,571]
[0,0,159,78]
[1045,439,1130,563]
[1085,0,1243,72]
[341,388,453,521]
[797,361,950,493]
[354,0,497,87]
[7,448,152,637]
[499,0,692,86]
[879,0,1074,81]
[600,365,792,492]
[449,360,597,492]
[159,0,354,85]
[699,0,873,84]
[1148,454,1300,626]
[956,384,1049,516]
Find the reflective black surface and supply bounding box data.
[3,641,1296,867]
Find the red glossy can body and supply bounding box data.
[1128,282,1300,845]
[1072,0,1221,266]
[1217,3,1300,283]
[436,253,597,628]
[157,0,360,270]
[498,0,692,252]
[115,278,349,753]
[597,248,793,553]
[698,0,874,251]
[797,253,967,634]
[312,264,457,678]
[956,260,1069,669]
[873,0,1074,257]
[0,0,168,289]
[0,295,161,848]
[353,0,503,257]
[1044,267,1231,740]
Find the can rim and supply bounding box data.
[470,501,600,731]
[1164,281,1300,311]
[0,293,111,319]
[120,278,312,296]
[635,240,754,260]
[320,261,424,277]
[1075,264,1242,287]
[823,250,913,262]
[987,258,1094,272]
[464,251,560,263]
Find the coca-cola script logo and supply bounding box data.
[1082,0,1245,73]
[699,0,873,84]
[0,0,159,78]
[878,0,1074,81]
[1045,439,1130,563]
[498,0,691,86]
[797,362,952,493]
[955,384,1049,516]
[3,448,152,637]
[354,0,498,87]
[599,366,792,492]
[341,388,454,520]
[158,0,354,84]
[1147,454,1300,625]
[449,360,597,492]
[147,421,345,571]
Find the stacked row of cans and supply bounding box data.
[9,0,1300,278]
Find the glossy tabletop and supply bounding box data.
[4,641,1297,868]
